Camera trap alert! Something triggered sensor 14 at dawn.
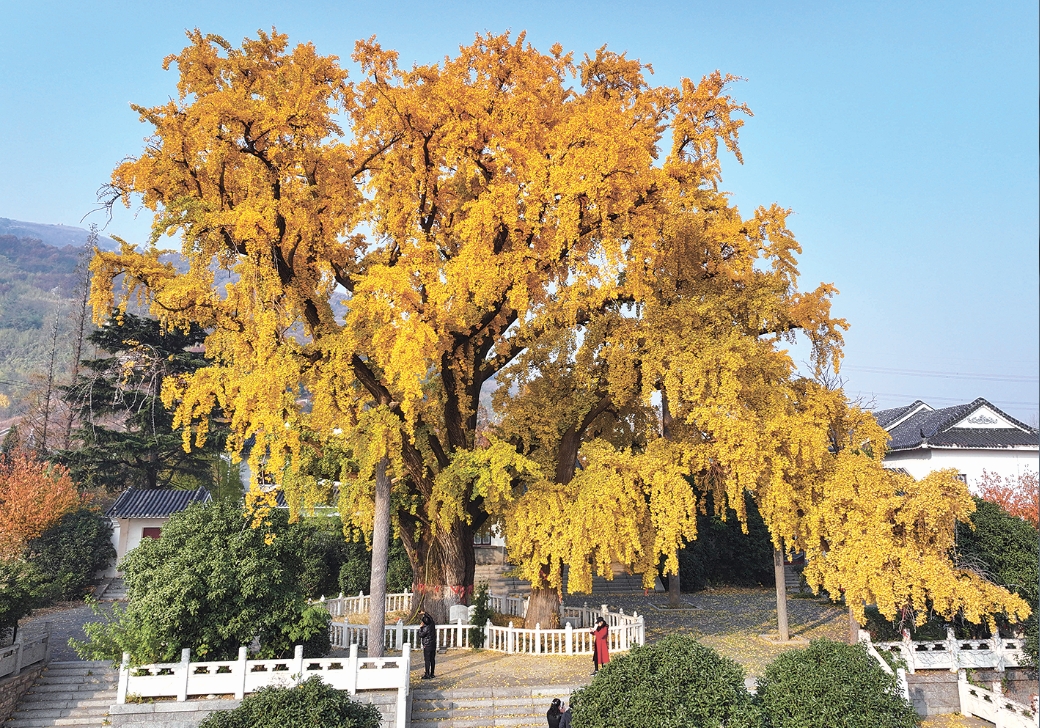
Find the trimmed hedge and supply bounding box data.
[757,639,918,728]
[571,634,761,728]
[197,676,381,728]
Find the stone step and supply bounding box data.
[7,662,118,728]
[4,718,110,728]
[34,674,117,684]
[26,682,115,693]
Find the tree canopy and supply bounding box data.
[90,28,1029,628]
[55,312,226,491]
[0,449,81,559]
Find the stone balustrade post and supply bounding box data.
[117,652,130,704]
[395,619,404,652]
[508,622,514,654]
[566,623,573,655]
[535,623,541,655]
[992,634,1006,672]
[177,647,191,701]
[235,646,248,699]
[946,628,959,673]
[485,619,492,649]
[347,642,359,695]
[292,645,304,685]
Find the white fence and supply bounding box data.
[0,626,49,680]
[320,592,415,620]
[957,670,1038,728]
[869,628,1028,673]
[327,603,645,657]
[117,643,410,728]
[320,590,529,620]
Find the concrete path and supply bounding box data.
[18,606,97,662]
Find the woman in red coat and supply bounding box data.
[591,616,609,675]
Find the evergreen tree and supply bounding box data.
[55,313,226,491]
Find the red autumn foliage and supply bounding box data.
[976,469,1039,528]
[0,449,82,559]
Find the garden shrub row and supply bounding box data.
[571,634,918,728]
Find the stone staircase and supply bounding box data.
[410,685,578,728]
[4,661,117,727]
[474,563,648,598]
[96,578,127,602]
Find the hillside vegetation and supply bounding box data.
[0,234,88,426]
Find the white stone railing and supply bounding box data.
[858,630,910,703]
[330,620,473,652]
[0,626,49,680]
[484,615,645,655]
[319,591,415,620]
[957,669,1038,728]
[117,643,410,728]
[869,628,1028,673]
[320,590,531,620]
[329,605,645,657]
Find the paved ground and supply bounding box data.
[17,603,97,661]
[608,587,847,678]
[332,587,849,690]
[919,716,993,727]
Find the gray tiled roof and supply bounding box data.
[876,397,1038,451]
[872,402,924,429]
[106,487,211,518]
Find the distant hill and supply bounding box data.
[0,218,120,252]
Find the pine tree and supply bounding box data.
[55,313,226,491]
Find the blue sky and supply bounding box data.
[1,0,1037,422]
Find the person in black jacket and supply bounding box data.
[546,698,562,728]
[418,610,437,679]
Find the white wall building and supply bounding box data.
[105,487,211,577]
[872,398,1038,487]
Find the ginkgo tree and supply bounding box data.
[91,29,1029,631]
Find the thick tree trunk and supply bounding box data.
[662,386,684,610]
[367,458,390,657]
[399,516,475,624]
[524,567,561,629]
[773,546,790,641]
[848,603,860,644]
[668,570,682,607]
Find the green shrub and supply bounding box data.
[0,559,41,641]
[198,676,381,728]
[469,582,493,648]
[758,638,918,728]
[957,497,1039,664]
[337,538,413,596]
[26,506,114,602]
[73,500,331,663]
[571,634,761,728]
[677,492,774,591]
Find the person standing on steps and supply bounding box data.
[546,697,563,728]
[418,610,437,679]
[558,700,573,728]
[591,616,610,675]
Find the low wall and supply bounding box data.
[905,667,1038,717]
[0,664,45,722]
[905,671,959,717]
[108,690,401,728]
